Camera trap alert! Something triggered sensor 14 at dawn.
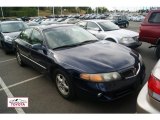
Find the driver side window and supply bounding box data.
[87,22,99,30]
[30,29,43,45]
[19,28,32,43]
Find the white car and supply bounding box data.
[133,16,145,22]
[137,59,160,113]
[77,19,141,48]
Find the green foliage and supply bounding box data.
[0,7,109,18]
[1,7,37,17]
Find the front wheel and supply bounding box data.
[16,51,25,66]
[124,23,129,28]
[54,69,76,100]
[156,45,160,59]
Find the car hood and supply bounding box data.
[103,29,138,40]
[53,41,138,73]
[2,31,21,39]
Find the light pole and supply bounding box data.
[61,7,62,15]
[1,7,4,19]
[87,8,89,14]
[97,7,98,15]
[37,7,39,16]
[53,7,54,16]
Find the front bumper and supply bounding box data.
[136,83,160,113]
[3,41,15,52]
[75,64,145,101]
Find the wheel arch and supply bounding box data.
[104,36,118,43]
[49,63,78,80]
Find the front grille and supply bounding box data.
[120,68,135,78]
[133,36,139,41]
[120,63,140,79]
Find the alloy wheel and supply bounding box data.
[56,74,69,96]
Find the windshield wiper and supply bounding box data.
[52,43,80,50]
[2,32,11,33]
[78,39,98,45]
[52,40,98,50]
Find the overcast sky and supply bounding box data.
[0,0,160,11]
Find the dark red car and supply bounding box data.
[139,10,160,58]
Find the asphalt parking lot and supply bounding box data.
[0,21,158,113]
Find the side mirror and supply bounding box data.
[92,28,101,31]
[32,43,47,54]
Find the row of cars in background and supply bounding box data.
[0,10,159,113]
[0,19,141,54]
[24,12,146,28]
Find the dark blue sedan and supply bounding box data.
[14,24,145,101]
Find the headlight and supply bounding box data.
[4,36,13,43]
[120,37,135,44]
[80,72,121,82]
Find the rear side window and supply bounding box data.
[148,12,160,23]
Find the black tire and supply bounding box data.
[1,43,10,54]
[156,45,160,59]
[16,51,25,66]
[4,48,10,54]
[124,23,129,28]
[53,69,76,100]
[0,41,3,48]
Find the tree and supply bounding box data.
[1,7,37,17]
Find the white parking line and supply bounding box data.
[0,77,25,114]
[0,75,43,92]
[0,58,16,64]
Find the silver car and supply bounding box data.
[77,19,141,48]
[137,60,160,113]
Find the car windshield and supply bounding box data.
[44,26,98,49]
[98,21,120,31]
[1,22,28,33]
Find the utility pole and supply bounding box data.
[38,7,39,16]
[53,7,54,16]
[87,8,89,14]
[97,7,98,15]
[61,7,62,15]
[1,7,4,19]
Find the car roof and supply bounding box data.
[83,19,111,22]
[32,24,74,30]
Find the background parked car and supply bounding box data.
[108,15,129,28]
[139,10,160,59]
[61,18,80,24]
[14,24,145,101]
[26,21,39,27]
[137,59,160,113]
[77,19,141,48]
[0,20,29,53]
